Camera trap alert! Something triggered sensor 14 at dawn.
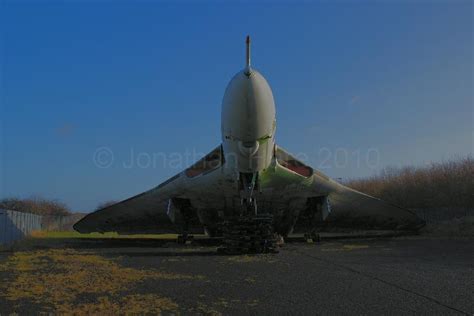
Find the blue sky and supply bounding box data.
[1,2,472,211]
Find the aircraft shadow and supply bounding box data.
[61,238,220,249]
[54,238,230,256]
[114,250,222,257]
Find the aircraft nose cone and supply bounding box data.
[221,69,276,142]
[220,68,276,172]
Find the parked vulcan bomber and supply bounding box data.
[75,37,425,253]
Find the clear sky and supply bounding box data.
[1,1,472,212]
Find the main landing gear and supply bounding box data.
[218,214,278,254]
[218,172,279,255]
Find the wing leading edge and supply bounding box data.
[73,174,182,234]
[275,146,425,230]
[73,145,224,234]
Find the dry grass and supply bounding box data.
[345,156,474,209]
[0,248,204,314]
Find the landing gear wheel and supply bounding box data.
[218,214,279,254]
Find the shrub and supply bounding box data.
[345,156,474,209]
[0,196,71,216]
[95,200,118,211]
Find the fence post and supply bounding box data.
[0,211,5,245]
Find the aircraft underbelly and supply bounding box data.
[185,178,307,236]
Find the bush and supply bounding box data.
[0,197,71,216]
[345,156,474,209]
[95,200,118,211]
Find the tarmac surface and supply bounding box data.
[0,236,473,315]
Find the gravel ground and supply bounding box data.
[0,236,472,315]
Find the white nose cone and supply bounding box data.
[221,69,276,172]
[221,69,276,142]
